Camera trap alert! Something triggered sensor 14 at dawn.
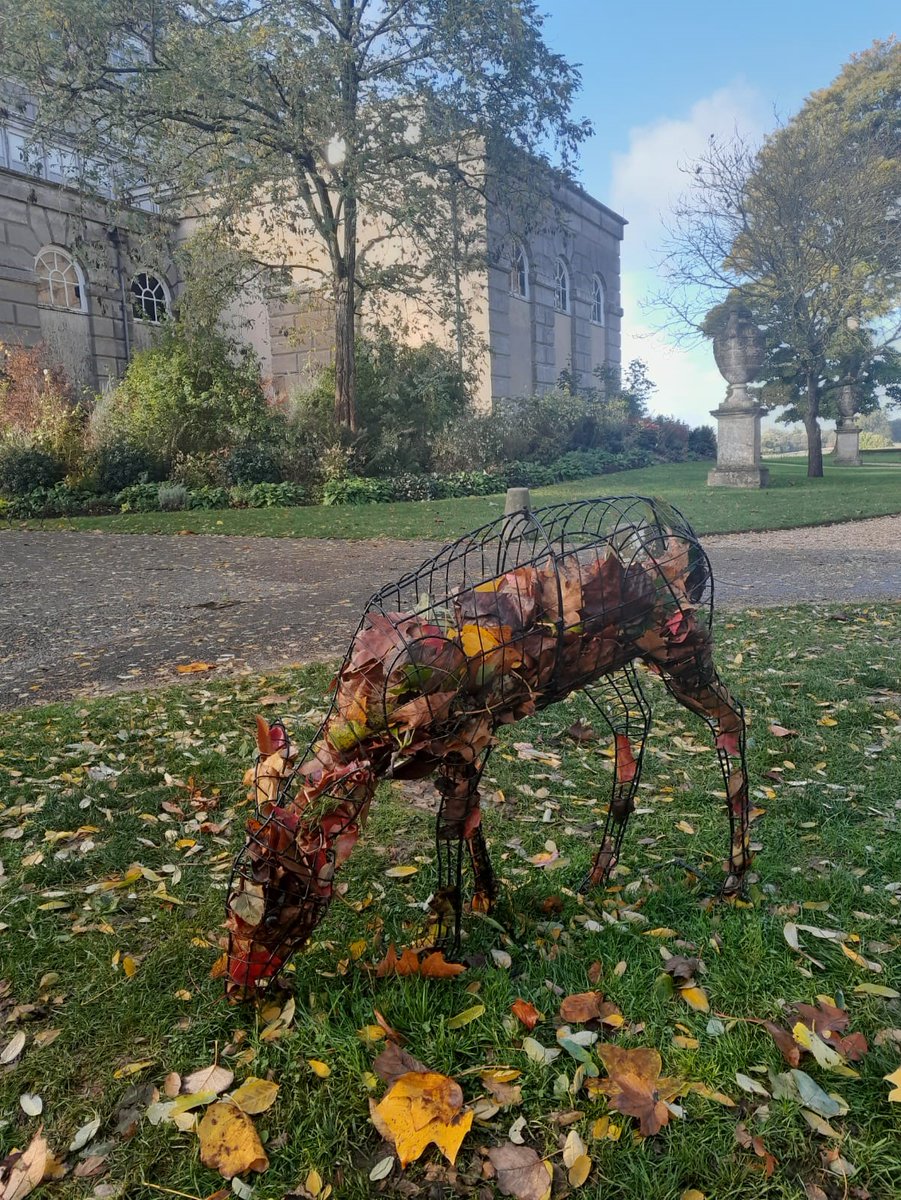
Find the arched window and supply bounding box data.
[591,276,606,326]
[553,258,570,314]
[510,241,528,299]
[130,271,170,323]
[34,246,87,312]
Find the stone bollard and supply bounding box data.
[504,486,531,515]
[708,307,769,489]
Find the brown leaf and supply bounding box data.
[587,961,603,986]
[511,999,542,1031]
[663,956,699,984]
[769,724,798,738]
[763,1020,802,1068]
[735,1122,777,1177]
[0,1129,48,1200]
[559,991,604,1023]
[565,720,599,744]
[487,1143,552,1200]
[373,1009,404,1044]
[419,952,467,978]
[373,1042,429,1084]
[481,1071,523,1108]
[589,1045,683,1136]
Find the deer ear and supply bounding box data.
[256,715,274,755]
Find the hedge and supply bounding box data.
[0,446,658,518]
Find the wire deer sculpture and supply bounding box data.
[225,496,751,995]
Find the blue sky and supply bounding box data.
[538,1,899,424]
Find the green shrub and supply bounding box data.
[170,449,229,489]
[103,323,274,467]
[158,483,188,511]
[4,485,117,519]
[0,444,64,495]
[859,431,893,450]
[224,441,283,485]
[244,482,306,508]
[688,425,717,459]
[116,483,161,513]
[92,439,162,491]
[186,486,230,510]
[322,476,395,506]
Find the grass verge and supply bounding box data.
[7,459,901,542]
[1,604,900,1198]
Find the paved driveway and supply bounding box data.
[1,516,899,709]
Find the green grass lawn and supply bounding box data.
[2,605,900,1198]
[10,459,901,542]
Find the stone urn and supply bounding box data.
[834,383,861,466]
[708,306,770,488]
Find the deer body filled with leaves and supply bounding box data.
[227,497,751,994]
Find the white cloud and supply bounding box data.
[611,81,770,271]
[610,84,772,426]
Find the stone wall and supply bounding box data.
[487,185,625,399]
[0,168,177,392]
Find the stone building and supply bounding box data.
[1,109,625,403]
[0,109,178,393]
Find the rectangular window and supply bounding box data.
[7,129,31,173]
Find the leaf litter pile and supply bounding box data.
[1,605,900,1199]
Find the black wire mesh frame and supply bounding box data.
[225,495,751,995]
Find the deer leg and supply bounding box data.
[432,749,497,951]
[653,619,751,894]
[579,663,651,892]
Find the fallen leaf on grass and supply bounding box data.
[488,1143,552,1200]
[0,1129,48,1200]
[18,1094,42,1117]
[589,1045,683,1135]
[373,1042,429,1084]
[559,991,604,1023]
[854,983,900,999]
[198,1101,268,1179]
[521,1037,560,1066]
[481,1070,523,1108]
[735,1073,770,1098]
[183,1065,234,1095]
[511,1000,542,1031]
[229,1078,279,1115]
[385,865,418,878]
[69,1115,101,1153]
[370,1071,473,1168]
[769,724,797,738]
[735,1123,777,1177]
[447,1003,485,1029]
[0,1031,26,1066]
[308,1059,331,1079]
[680,986,710,1013]
[376,944,465,978]
[885,1066,901,1102]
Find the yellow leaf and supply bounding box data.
[672,1035,699,1050]
[446,1004,485,1029]
[113,1060,154,1079]
[358,1025,386,1042]
[884,1066,901,1102]
[645,928,679,938]
[308,1059,332,1079]
[174,989,192,1001]
[122,955,137,978]
[676,821,695,835]
[681,1191,707,1200]
[818,716,838,727]
[840,942,873,970]
[568,1153,592,1187]
[690,1082,735,1107]
[854,983,900,998]
[385,865,418,878]
[452,623,504,658]
[349,939,368,960]
[198,1101,269,1179]
[371,1071,473,1168]
[305,1169,324,1197]
[176,661,214,674]
[680,986,710,1013]
[230,1077,280,1115]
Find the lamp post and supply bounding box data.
[707,306,770,489]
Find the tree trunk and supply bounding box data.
[804,373,823,478]
[334,270,357,431]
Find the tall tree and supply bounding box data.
[658,42,901,477]
[1,1,590,428]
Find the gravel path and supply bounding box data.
[1,515,899,709]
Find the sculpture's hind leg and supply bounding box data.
[651,619,751,893]
[579,662,652,891]
[433,748,497,951]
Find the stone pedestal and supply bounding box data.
[707,400,770,488]
[707,305,769,489]
[834,423,861,466]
